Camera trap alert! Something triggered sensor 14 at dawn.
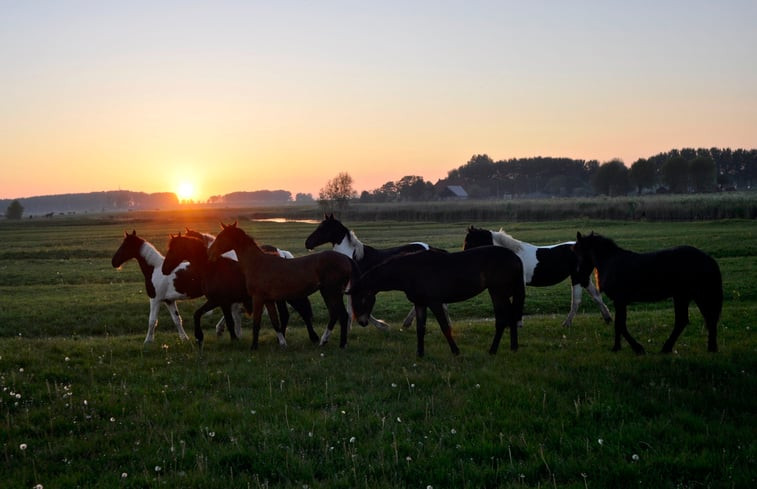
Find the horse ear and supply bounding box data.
[576,232,582,241]
[130,230,136,236]
[467,225,474,232]
[328,213,334,220]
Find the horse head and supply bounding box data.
[305,214,349,250]
[163,233,208,274]
[208,221,246,261]
[463,226,494,250]
[111,230,143,268]
[346,280,376,327]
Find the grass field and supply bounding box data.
[0,212,755,488]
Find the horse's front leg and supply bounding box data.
[429,303,461,356]
[584,280,612,324]
[193,301,216,352]
[289,297,319,343]
[164,300,189,340]
[275,300,290,338]
[562,283,583,327]
[145,299,161,344]
[613,303,645,354]
[402,306,416,329]
[264,302,287,347]
[662,296,691,353]
[221,304,239,342]
[414,304,427,357]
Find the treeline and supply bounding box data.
[358,148,757,202]
[207,190,293,205]
[0,191,179,216]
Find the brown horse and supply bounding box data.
[207,222,359,350]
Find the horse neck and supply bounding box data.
[231,233,265,263]
[492,230,528,254]
[334,231,365,260]
[137,241,164,278]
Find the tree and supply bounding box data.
[319,172,357,212]
[295,192,314,203]
[591,159,629,196]
[689,156,716,192]
[5,199,24,219]
[662,156,689,193]
[629,158,657,194]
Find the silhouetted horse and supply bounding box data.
[305,213,446,329]
[349,247,525,357]
[111,230,203,343]
[208,222,358,349]
[464,226,611,326]
[182,228,313,340]
[573,232,722,354]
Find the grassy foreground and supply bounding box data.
[1,214,755,488]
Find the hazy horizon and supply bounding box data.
[2,1,756,201]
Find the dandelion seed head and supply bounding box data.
[19,443,28,451]
[632,454,639,461]
[121,473,128,479]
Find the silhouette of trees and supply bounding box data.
[4,199,23,219]
[689,156,716,192]
[592,160,630,196]
[662,156,690,193]
[629,158,657,194]
[319,172,357,212]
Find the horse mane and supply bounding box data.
[491,229,525,254]
[586,232,621,252]
[346,230,365,261]
[140,239,166,267]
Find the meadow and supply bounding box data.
[0,211,755,488]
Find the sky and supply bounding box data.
[1,0,756,201]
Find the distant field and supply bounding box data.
[0,213,755,488]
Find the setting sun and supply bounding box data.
[176,181,196,202]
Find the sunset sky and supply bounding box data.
[2,1,756,201]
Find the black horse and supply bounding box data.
[572,232,722,354]
[305,213,445,328]
[162,234,318,348]
[349,247,525,357]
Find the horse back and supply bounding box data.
[600,246,721,303]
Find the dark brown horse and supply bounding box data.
[207,222,359,349]
[349,247,525,357]
[573,232,722,354]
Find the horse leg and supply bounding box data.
[250,300,264,350]
[221,304,239,342]
[562,283,583,327]
[275,300,290,338]
[695,294,720,353]
[165,300,189,340]
[214,315,226,336]
[264,302,287,347]
[662,296,691,353]
[613,303,645,354]
[144,299,161,344]
[585,280,612,324]
[402,306,416,329]
[323,289,349,348]
[231,302,244,339]
[289,297,319,343]
[430,303,460,356]
[193,301,216,350]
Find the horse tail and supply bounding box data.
[511,270,526,327]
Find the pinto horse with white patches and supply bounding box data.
[573,232,722,354]
[305,214,445,329]
[208,222,359,350]
[111,230,203,344]
[463,226,612,327]
[349,247,525,357]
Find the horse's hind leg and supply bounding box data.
[661,296,690,353]
[221,304,239,342]
[401,306,416,329]
[430,303,460,356]
[275,300,290,338]
[695,294,721,353]
[165,300,189,340]
[562,284,582,327]
[264,302,287,347]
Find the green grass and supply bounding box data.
[0,214,755,488]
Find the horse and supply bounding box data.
[182,228,312,340]
[305,213,446,329]
[111,230,203,344]
[348,247,525,357]
[572,232,722,354]
[207,222,359,350]
[464,226,612,327]
[161,233,252,347]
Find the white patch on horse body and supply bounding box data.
[491,231,537,284]
[409,241,430,250]
[140,242,191,343]
[277,249,294,259]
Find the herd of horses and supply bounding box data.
[112,215,723,356]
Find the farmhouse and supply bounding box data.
[440,185,468,200]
